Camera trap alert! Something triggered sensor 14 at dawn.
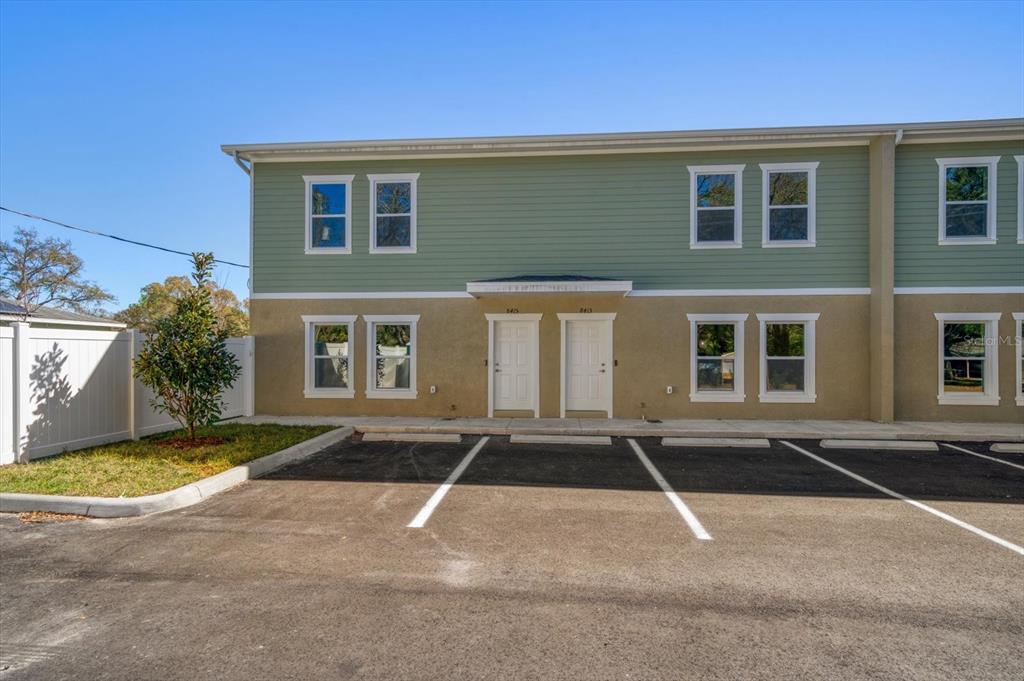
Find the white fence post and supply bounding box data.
[244,335,255,417]
[12,322,32,463]
[128,329,139,440]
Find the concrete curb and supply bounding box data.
[0,427,353,518]
[350,425,1018,443]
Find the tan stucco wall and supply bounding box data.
[894,293,1024,423]
[252,294,871,420]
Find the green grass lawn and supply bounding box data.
[0,423,334,498]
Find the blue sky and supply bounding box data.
[1,0,1022,308]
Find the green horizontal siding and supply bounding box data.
[895,141,1024,288]
[252,148,869,293]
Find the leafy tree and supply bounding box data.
[0,227,114,315]
[116,275,248,335]
[133,253,241,441]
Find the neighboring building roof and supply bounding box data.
[0,297,126,328]
[222,118,1024,163]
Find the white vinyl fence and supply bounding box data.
[1,324,253,465]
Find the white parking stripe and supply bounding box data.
[780,440,1024,556]
[940,442,1024,472]
[407,437,490,529]
[627,439,712,541]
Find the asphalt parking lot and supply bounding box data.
[1,435,1022,680]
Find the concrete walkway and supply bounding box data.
[236,415,1023,442]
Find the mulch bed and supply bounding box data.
[18,512,88,523]
[159,436,228,449]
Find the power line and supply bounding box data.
[0,206,249,268]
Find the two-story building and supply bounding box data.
[222,119,1024,423]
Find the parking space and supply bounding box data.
[2,433,1022,680]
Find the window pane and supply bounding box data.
[768,207,808,240]
[943,323,985,357]
[766,323,804,357]
[767,358,805,391]
[943,359,985,393]
[945,166,987,202]
[696,174,735,207]
[314,325,348,356]
[768,172,808,206]
[376,182,412,214]
[945,203,987,237]
[697,358,734,391]
[697,324,735,356]
[311,217,346,248]
[696,209,736,242]
[375,216,412,247]
[314,357,349,388]
[311,183,346,215]
[376,324,411,355]
[376,357,411,389]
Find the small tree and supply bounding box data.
[133,253,241,441]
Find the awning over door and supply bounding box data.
[467,275,632,297]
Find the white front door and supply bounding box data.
[494,320,536,411]
[565,320,611,413]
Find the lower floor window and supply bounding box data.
[302,315,356,398]
[365,315,419,398]
[757,313,818,402]
[1015,313,1024,406]
[688,314,747,401]
[935,313,1000,406]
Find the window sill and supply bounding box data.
[937,237,996,246]
[759,392,816,403]
[1015,396,1024,407]
[304,389,354,399]
[690,241,742,250]
[761,240,816,248]
[689,392,746,403]
[369,247,417,254]
[305,247,352,255]
[366,390,418,400]
[936,394,1000,406]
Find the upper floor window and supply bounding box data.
[934,313,1000,406]
[302,315,355,398]
[760,162,818,247]
[688,164,744,248]
[369,173,419,253]
[1016,155,1023,244]
[936,156,999,245]
[303,175,353,254]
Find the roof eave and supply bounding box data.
[222,118,1024,163]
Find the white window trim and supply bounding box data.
[934,312,1001,406]
[760,162,818,248]
[935,156,999,245]
[1015,156,1023,244]
[303,175,353,255]
[687,164,745,249]
[368,173,419,254]
[687,313,747,402]
[756,313,819,403]
[302,314,356,398]
[1013,312,1024,407]
[364,314,419,398]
